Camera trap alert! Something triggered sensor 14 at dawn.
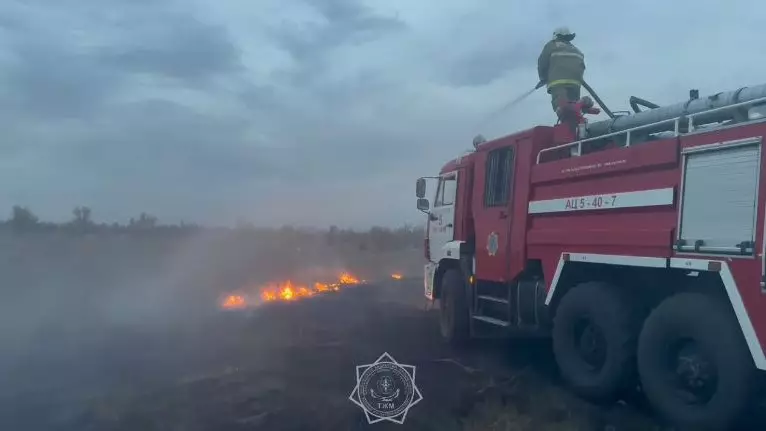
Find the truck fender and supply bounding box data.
[543,252,766,371]
[431,241,468,300]
[440,240,464,260]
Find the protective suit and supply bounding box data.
[537,27,586,116]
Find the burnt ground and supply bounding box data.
[1,279,756,431]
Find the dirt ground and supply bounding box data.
[2,277,676,431]
[2,230,766,431]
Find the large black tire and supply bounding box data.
[552,281,641,402]
[439,268,470,345]
[637,292,755,430]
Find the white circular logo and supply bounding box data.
[349,352,423,424]
[359,362,413,418]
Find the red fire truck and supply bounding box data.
[415,85,766,429]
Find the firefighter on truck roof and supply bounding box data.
[537,26,586,126]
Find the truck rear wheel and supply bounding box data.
[552,282,640,402]
[637,292,755,430]
[439,268,470,345]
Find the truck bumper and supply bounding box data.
[424,262,437,300]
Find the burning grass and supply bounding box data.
[219,271,365,310]
[221,294,247,310]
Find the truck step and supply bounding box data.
[477,295,509,305]
[472,315,510,327]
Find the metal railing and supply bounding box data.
[535,96,766,164]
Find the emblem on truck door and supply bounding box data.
[487,232,499,256]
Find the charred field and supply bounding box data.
[0,227,762,431]
[3,278,665,431]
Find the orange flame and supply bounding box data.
[280,286,295,301]
[338,272,360,284]
[236,271,362,308]
[221,294,247,309]
[391,273,403,280]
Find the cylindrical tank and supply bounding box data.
[586,83,766,138]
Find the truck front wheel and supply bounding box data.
[637,292,755,430]
[552,282,640,402]
[439,268,470,345]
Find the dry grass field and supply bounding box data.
[0,221,687,430]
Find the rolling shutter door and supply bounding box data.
[678,138,761,254]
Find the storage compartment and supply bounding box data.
[676,137,762,255]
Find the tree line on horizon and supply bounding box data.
[1,205,425,250]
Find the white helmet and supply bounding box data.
[553,26,575,39]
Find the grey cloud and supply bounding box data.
[444,42,541,87]
[98,16,243,85]
[0,0,540,226]
[14,0,753,227]
[0,40,119,119]
[288,0,405,51]
[13,96,287,223]
[0,11,27,32]
[310,0,407,40]
[60,99,282,188]
[270,0,406,85]
[0,0,245,121]
[237,84,282,115]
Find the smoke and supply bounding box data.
[0,226,423,430]
[0,227,423,365]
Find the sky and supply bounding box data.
[0,0,762,228]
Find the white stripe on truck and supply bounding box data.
[528,187,675,214]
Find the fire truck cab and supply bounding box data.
[416,85,766,430]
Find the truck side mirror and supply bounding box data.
[415,178,426,198]
[417,198,430,212]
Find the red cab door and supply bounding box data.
[472,144,516,283]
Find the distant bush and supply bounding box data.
[0,206,425,252]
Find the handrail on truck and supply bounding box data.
[535,96,766,164]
